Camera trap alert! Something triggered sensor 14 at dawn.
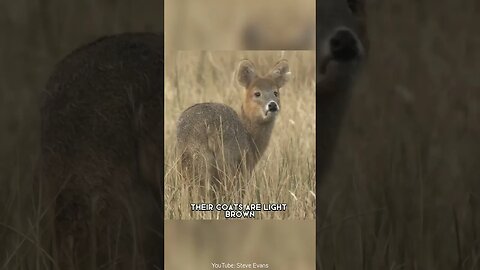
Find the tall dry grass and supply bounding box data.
[164,51,316,220]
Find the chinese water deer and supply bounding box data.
[317,0,369,180]
[176,59,291,197]
[36,33,163,270]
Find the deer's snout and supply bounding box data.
[266,101,279,113]
[329,29,359,61]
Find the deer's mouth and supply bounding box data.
[264,109,278,117]
[264,102,280,118]
[265,110,277,116]
[263,109,279,121]
[318,54,362,85]
[319,55,333,76]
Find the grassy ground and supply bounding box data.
[164,51,316,220]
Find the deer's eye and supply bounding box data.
[254,92,261,97]
[273,91,279,97]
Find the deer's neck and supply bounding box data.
[317,77,354,180]
[240,106,275,161]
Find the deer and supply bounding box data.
[36,33,163,270]
[317,0,370,180]
[176,59,291,200]
[316,0,369,268]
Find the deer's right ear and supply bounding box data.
[269,59,291,88]
[237,59,257,88]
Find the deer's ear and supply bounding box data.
[269,59,291,88]
[237,59,257,88]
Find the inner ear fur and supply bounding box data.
[269,59,291,88]
[237,59,257,88]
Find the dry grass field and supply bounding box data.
[164,51,316,220]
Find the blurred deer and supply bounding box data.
[317,0,369,180]
[316,1,369,267]
[36,33,163,270]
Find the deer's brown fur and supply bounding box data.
[176,59,290,195]
[36,33,163,270]
[317,0,369,180]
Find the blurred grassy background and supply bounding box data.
[0,0,161,268]
[164,0,315,50]
[164,51,316,219]
[165,220,315,269]
[318,0,480,269]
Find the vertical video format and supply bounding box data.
[164,51,316,220]
[164,0,316,221]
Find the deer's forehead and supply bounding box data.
[317,0,361,29]
[248,78,278,91]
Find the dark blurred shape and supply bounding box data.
[318,0,480,269]
[316,0,369,182]
[330,30,359,61]
[36,33,163,269]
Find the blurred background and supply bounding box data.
[0,0,161,268]
[165,0,315,51]
[165,220,315,269]
[318,0,480,269]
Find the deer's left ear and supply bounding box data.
[237,59,257,88]
[269,59,291,88]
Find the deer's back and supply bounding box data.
[41,32,163,188]
[177,103,253,170]
[38,32,163,269]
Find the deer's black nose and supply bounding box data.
[268,102,278,112]
[330,29,359,61]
